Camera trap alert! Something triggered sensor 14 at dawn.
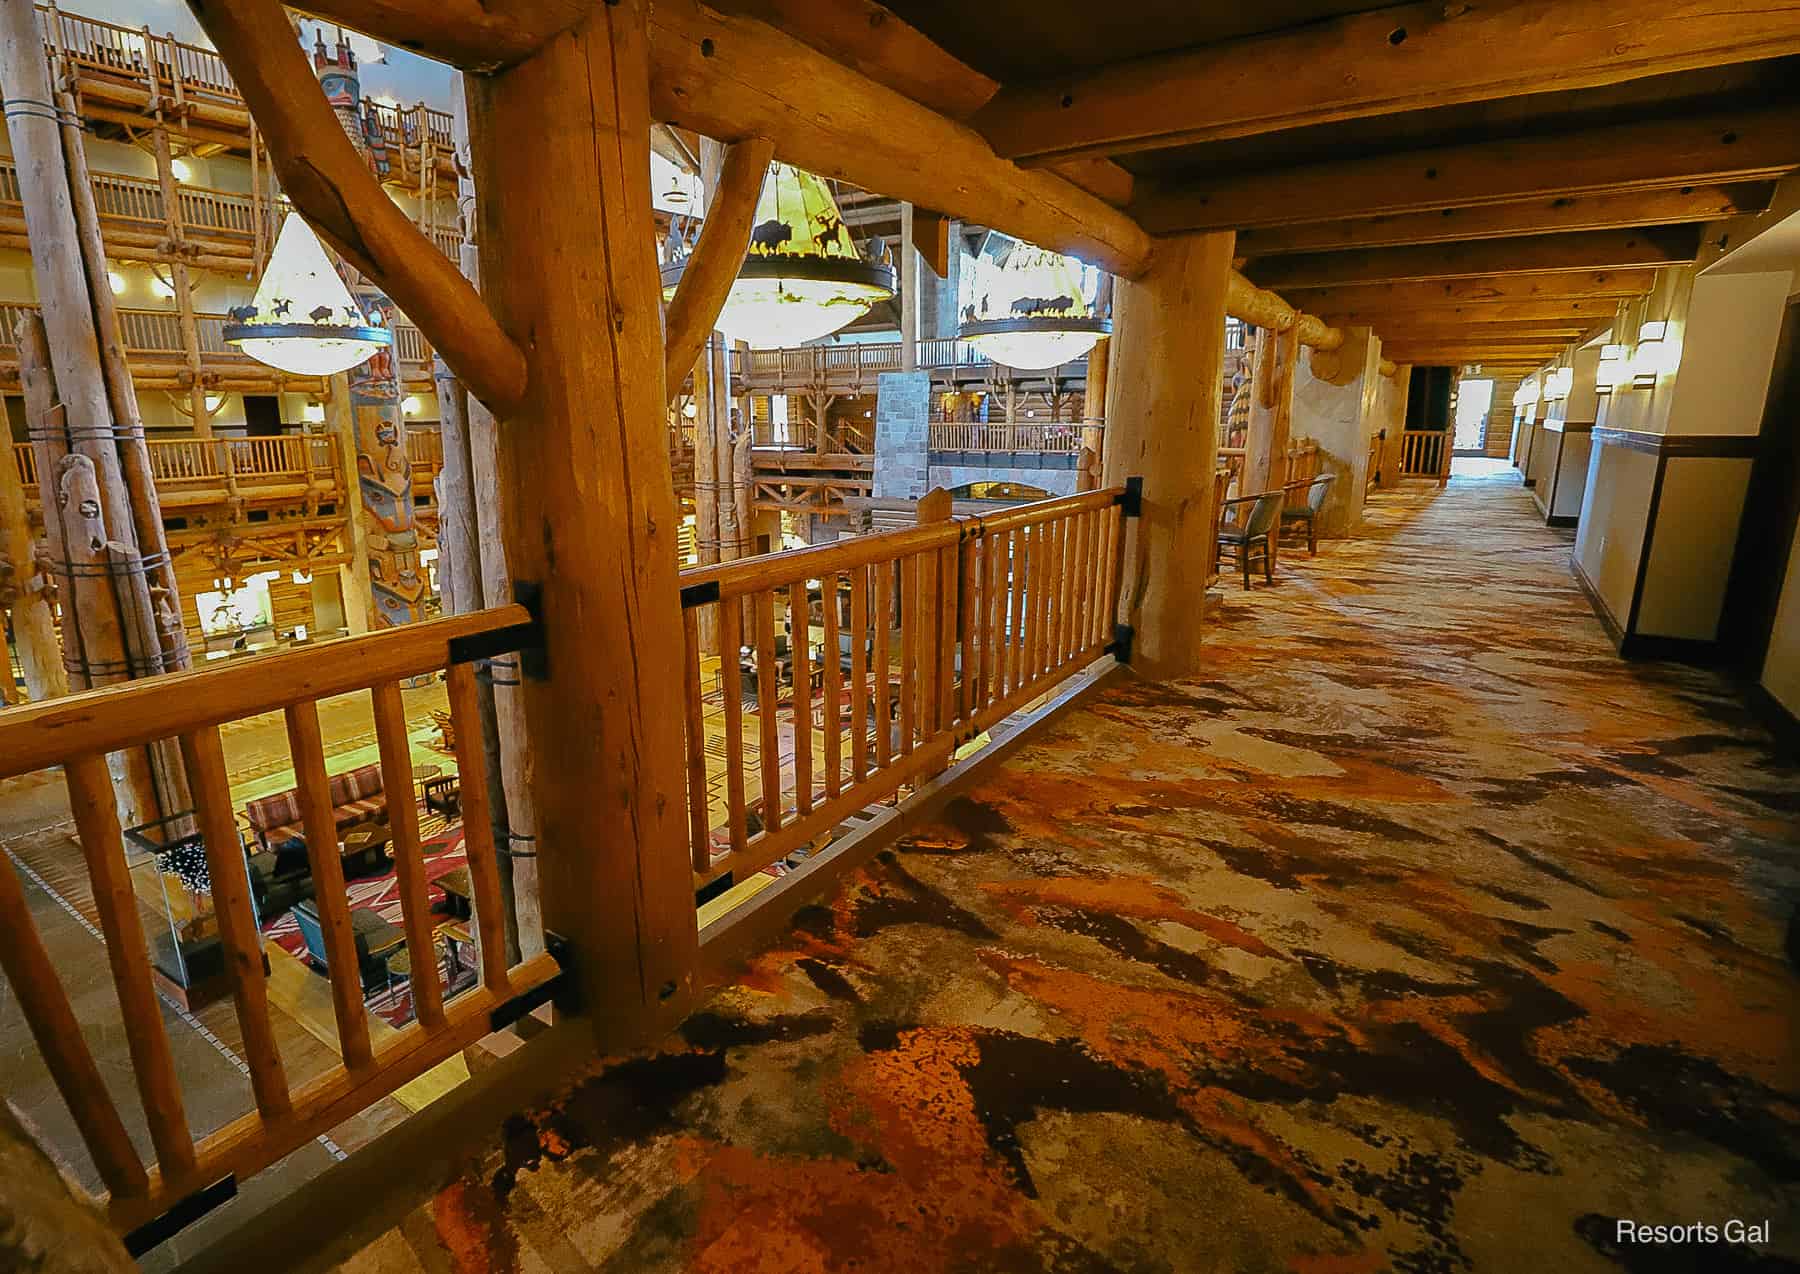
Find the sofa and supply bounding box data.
[242,762,388,850]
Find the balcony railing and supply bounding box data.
[0,302,430,376]
[677,487,1126,886]
[929,422,1082,453]
[0,607,558,1234]
[14,434,341,499]
[40,5,454,157]
[736,338,1090,386]
[1400,429,1452,485]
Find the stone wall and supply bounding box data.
[872,371,931,500]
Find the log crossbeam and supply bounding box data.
[663,137,775,399]
[189,0,529,414]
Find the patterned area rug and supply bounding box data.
[263,826,467,1027]
[334,474,1800,1273]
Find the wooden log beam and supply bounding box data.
[467,0,700,1046]
[645,0,1153,278]
[291,1,595,71]
[189,0,529,413]
[1102,231,1234,677]
[972,2,1800,164]
[1317,298,1632,327]
[1236,184,1772,256]
[1251,229,1700,290]
[1224,271,1341,350]
[663,137,775,401]
[1285,271,1658,315]
[703,0,997,119]
[1136,106,1800,234]
[1363,319,1596,339]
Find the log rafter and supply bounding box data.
[1247,227,1702,290]
[289,0,597,72]
[189,0,530,413]
[1137,106,1800,235]
[971,0,1800,164]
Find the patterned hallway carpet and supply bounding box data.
[337,473,1800,1274]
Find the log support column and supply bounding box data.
[1241,324,1299,497]
[1102,231,1234,680]
[467,0,698,1044]
[1292,327,1383,538]
[1077,336,1107,492]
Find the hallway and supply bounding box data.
[329,474,1799,1273]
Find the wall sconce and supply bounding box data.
[1545,367,1573,400]
[1632,321,1671,387]
[402,395,422,416]
[1594,344,1629,394]
[302,402,326,424]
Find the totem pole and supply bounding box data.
[313,29,423,627]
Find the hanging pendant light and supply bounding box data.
[225,211,390,376]
[957,240,1109,371]
[661,162,895,349]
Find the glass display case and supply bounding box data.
[123,809,262,1011]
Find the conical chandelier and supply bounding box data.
[661,162,895,349]
[224,212,390,376]
[958,241,1108,371]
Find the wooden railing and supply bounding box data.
[1366,433,1382,492]
[929,421,1082,452]
[0,303,430,373]
[736,339,1090,385]
[0,608,559,1234]
[47,5,237,110]
[1282,441,1321,513]
[40,5,453,159]
[16,435,339,496]
[1400,429,1453,486]
[676,488,1127,888]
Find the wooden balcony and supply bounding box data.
[733,338,1090,395]
[929,421,1083,453]
[43,5,454,184]
[0,158,463,273]
[13,433,345,513]
[0,301,434,394]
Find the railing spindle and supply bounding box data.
[820,571,842,799]
[370,681,444,1030]
[788,580,814,817]
[754,591,784,832]
[0,849,148,1198]
[1007,526,1027,697]
[873,561,893,769]
[681,608,712,872]
[63,754,197,1178]
[181,726,293,1119]
[719,601,749,856]
[284,700,374,1071]
[899,554,919,755]
[849,566,870,783]
[444,662,510,996]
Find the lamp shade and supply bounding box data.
[224,212,390,376]
[660,162,894,348]
[957,241,1109,371]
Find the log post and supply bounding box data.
[1077,335,1108,492]
[450,80,541,958]
[466,0,699,1043]
[1242,323,1299,496]
[1102,231,1234,680]
[59,90,191,666]
[900,201,919,372]
[0,403,64,702]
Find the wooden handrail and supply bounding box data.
[677,487,1127,890]
[0,604,528,778]
[0,601,556,1234]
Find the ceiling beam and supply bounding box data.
[1285,272,1659,314]
[1320,300,1626,326]
[1247,228,1701,289]
[645,0,1153,277]
[969,0,1800,164]
[702,0,997,119]
[292,1,594,71]
[1235,184,1770,256]
[1369,320,1594,340]
[1135,106,1800,234]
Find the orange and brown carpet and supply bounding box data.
[338,472,1799,1273]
